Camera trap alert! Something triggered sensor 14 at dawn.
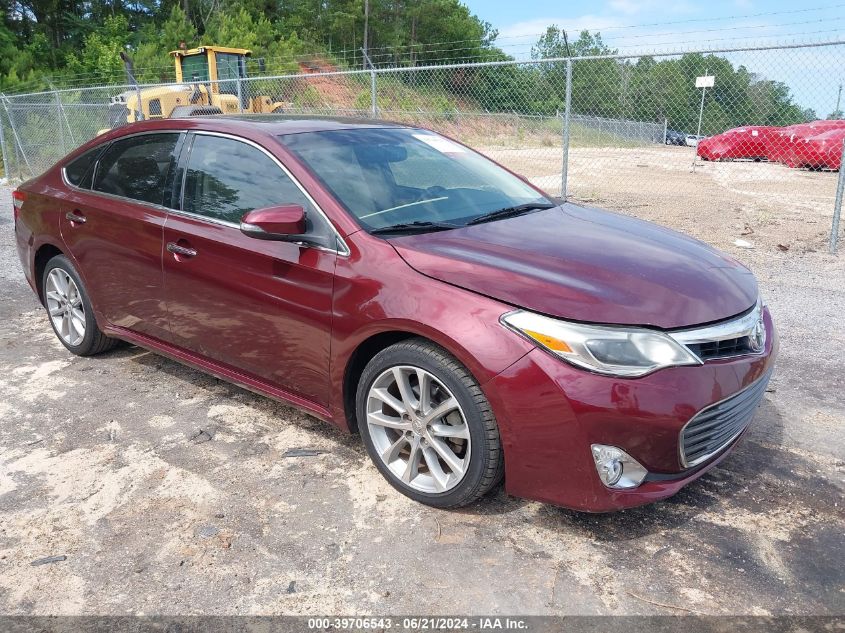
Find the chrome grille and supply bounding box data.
[670,300,766,362]
[686,336,755,360]
[680,370,772,467]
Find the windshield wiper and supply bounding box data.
[370,221,460,236]
[466,202,556,226]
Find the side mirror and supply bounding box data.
[240,204,307,241]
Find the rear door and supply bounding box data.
[60,132,183,340]
[162,132,338,406]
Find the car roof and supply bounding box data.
[59,115,418,167]
[159,114,409,135]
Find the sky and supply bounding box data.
[462,0,845,117]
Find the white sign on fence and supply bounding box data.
[695,75,715,88]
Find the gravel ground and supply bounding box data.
[0,173,843,616]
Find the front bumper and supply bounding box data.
[485,307,778,512]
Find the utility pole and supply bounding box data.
[363,0,369,71]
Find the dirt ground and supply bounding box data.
[0,148,843,616]
[487,143,839,257]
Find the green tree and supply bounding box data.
[0,0,821,137]
[132,6,200,83]
[65,14,131,84]
[204,7,300,75]
[532,28,621,118]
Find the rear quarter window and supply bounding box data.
[64,146,106,189]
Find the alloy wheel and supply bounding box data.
[366,365,471,493]
[45,268,86,346]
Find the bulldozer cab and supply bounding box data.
[170,46,250,97]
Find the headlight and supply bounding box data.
[502,310,701,377]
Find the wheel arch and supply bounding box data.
[32,240,105,331]
[33,243,65,305]
[336,300,535,433]
[340,322,499,434]
[342,330,418,434]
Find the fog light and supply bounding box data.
[591,444,648,489]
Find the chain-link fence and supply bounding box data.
[2,40,844,251]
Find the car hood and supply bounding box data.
[389,205,758,329]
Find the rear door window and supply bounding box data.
[182,134,316,225]
[92,133,181,206]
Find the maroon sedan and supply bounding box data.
[13,116,777,511]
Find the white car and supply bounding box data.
[685,134,706,147]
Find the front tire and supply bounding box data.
[42,255,118,356]
[356,338,503,508]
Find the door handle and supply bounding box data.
[65,211,86,224]
[166,242,197,258]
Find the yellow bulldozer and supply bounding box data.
[106,45,288,127]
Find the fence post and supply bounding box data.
[361,48,378,119]
[560,58,573,200]
[370,70,378,118]
[830,138,845,254]
[663,118,668,144]
[53,89,66,156]
[237,78,244,114]
[134,84,144,122]
[0,105,9,182]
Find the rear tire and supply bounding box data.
[42,255,118,357]
[356,338,503,508]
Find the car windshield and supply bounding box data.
[277,127,551,232]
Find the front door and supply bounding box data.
[60,132,183,340]
[162,133,337,406]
